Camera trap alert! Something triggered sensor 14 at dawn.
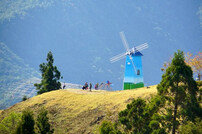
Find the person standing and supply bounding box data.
[85,82,88,90]
[63,84,66,89]
[95,83,99,90]
[89,83,92,92]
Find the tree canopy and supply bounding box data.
[157,50,201,134]
[34,51,61,94]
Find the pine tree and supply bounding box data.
[118,98,150,133]
[157,50,200,134]
[34,51,61,94]
[15,109,35,134]
[118,96,166,134]
[36,108,54,134]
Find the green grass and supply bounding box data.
[124,82,144,90]
[0,86,157,134]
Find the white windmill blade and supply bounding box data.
[136,45,148,51]
[137,46,148,52]
[136,45,148,52]
[135,43,148,49]
[110,52,126,61]
[129,55,137,74]
[136,43,148,50]
[135,43,148,51]
[135,43,148,50]
[120,31,130,51]
[110,53,127,63]
[110,52,126,59]
[111,56,126,63]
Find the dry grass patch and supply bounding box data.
[0,85,157,134]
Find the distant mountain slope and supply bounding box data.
[1,0,201,91]
[0,43,40,109]
[0,0,54,22]
[0,86,157,134]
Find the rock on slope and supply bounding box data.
[0,86,157,134]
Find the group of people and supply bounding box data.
[82,82,93,91]
[82,81,112,91]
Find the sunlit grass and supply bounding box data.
[0,85,157,134]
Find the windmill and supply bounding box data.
[110,32,148,90]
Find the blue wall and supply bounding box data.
[124,54,144,89]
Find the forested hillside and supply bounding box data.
[0,43,40,109]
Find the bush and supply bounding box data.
[22,96,28,101]
[15,109,35,134]
[36,108,54,134]
[99,121,120,134]
[179,118,202,134]
[0,112,21,134]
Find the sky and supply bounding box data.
[0,0,201,90]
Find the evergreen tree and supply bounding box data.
[15,109,35,134]
[119,98,149,133]
[34,51,61,94]
[36,108,54,134]
[157,50,201,134]
[118,96,166,134]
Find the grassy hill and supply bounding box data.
[0,86,157,134]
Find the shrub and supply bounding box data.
[0,112,21,134]
[179,118,202,134]
[15,109,35,134]
[36,108,54,134]
[99,121,120,134]
[22,96,28,101]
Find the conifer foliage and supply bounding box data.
[36,108,54,134]
[157,50,200,134]
[15,109,35,134]
[34,51,61,94]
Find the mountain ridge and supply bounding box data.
[0,42,40,109]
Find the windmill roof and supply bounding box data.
[132,51,143,56]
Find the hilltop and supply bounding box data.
[0,86,157,134]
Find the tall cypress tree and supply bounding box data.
[157,50,200,134]
[34,51,61,94]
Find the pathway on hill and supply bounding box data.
[64,85,157,95]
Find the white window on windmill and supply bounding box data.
[137,69,140,75]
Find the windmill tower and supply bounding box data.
[110,32,148,90]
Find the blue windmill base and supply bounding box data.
[124,82,144,90]
[123,53,144,90]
